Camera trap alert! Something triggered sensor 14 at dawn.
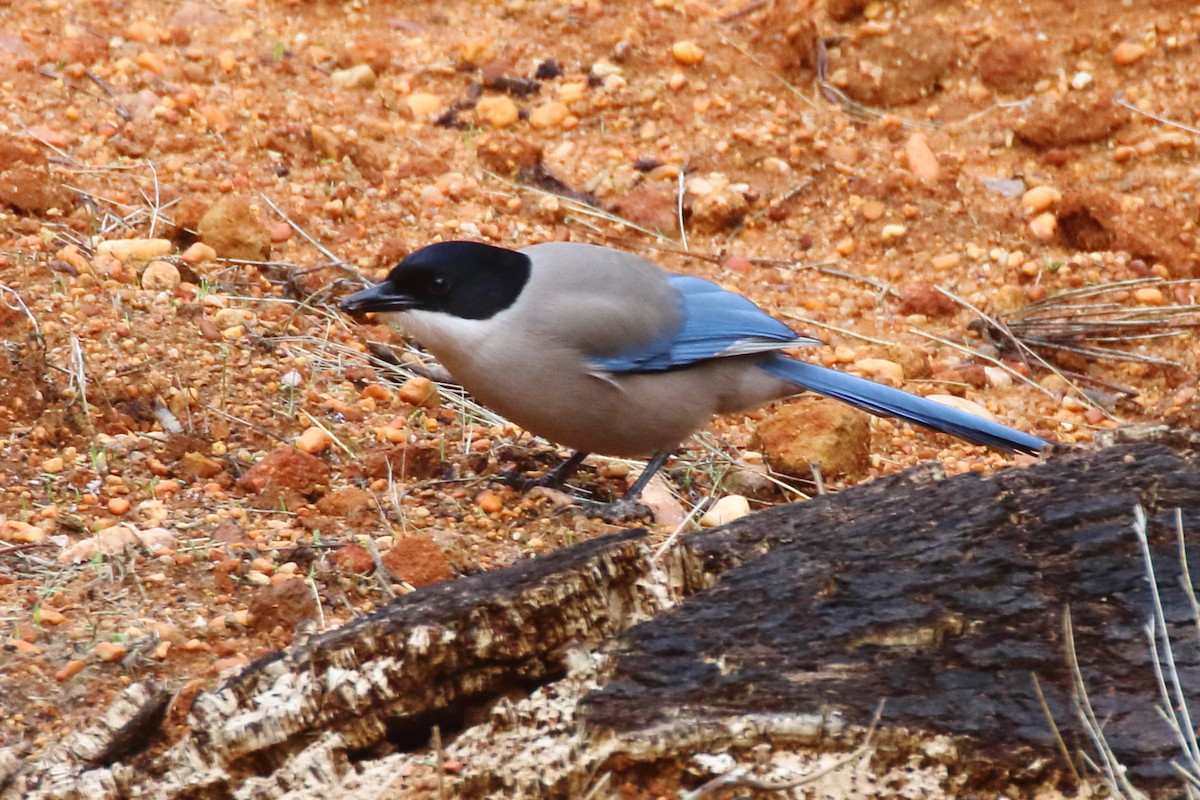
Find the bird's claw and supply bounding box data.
[570,496,654,524]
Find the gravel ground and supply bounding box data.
[0,0,1198,790]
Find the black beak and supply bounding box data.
[340,282,415,316]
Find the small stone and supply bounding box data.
[95,641,128,662]
[125,20,159,42]
[756,398,871,481]
[1028,212,1057,241]
[1113,41,1147,66]
[381,535,452,587]
[853,358,905,384]
[38,607,66,625]
[41,456,65,474]
[1021,186,1062,214]
[1134,287,1165,305]
[897,283,958,318]
[880,223,907,242]
[983,366,1013,388]
[476,95,520,129]
[1,519,46,543]
[137,527,177,553]
[700,494,751,527]
[107,497,131,515]
[135,51,166,75]
[476,490,502,514]
[330,543,374,573]
[1070,71,1093,90]
[406,92,442,120]
[55,243,92,274]
[141,260,181,291]
[330,64,377,90]
[671,40,705,65]
[529,101,569,129]
[295,426,332,455]
[95,238,173,263]
[926,395,997,422]
[309,124,341,159]
[96,524,140,555]
[397,377,441,408]
[904,132,939,182]
[860,200,885,221]
[930,253,962,271]
[557,81,587,104]
[179,242,217,264]
[992,284,1027,314]
[55,660,86,682]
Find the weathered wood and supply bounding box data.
[8,429,1200,799]
[585,428,1200,793]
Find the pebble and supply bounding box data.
[558,81,587,104]
[476,490,502,514]
[529,101,569,129]
[38,607,66,626]
[97,524,141,554]
[331,64,377,90]
[880,223,907,242]
[925,395,997,421]
[1113,41,1147,65]
[985,177,1026,197]
[55,660,86,682]
[700,494,751,527]
[1020,186,1061,214]
[295,426,333,454]
[179,242,217,264]
[671,41,706,66]
[1,519,46,543]
[107,497,131,515]
[41,456,65,474]
[95,641,128,662]
[931,253,961,271]
[1134,287,1164,305]
[853,358,905,383]
[141,260,181,291]
[55,243,92,274]
[904,133,939,182]
[406,92,443,120]
[860,200,885,221]
[95,238,173,263]
[1028,212,1057,241]
[398,376,440,408]
[983,366,1013,388]
[137,527,177,553]
[476,96,519,128]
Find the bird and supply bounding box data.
[341,240,1049,519]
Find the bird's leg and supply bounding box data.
[574,450,671,523]
[496,450,590,492]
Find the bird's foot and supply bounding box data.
[495,450,590,493]
[570,495,654,524]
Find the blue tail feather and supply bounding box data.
[760,356,1048,454]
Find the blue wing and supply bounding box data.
[588,275,821,374]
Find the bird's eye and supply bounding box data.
[428,275,451,295]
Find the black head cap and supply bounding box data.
[340,241,532,320]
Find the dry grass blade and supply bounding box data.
[981,278,1200,371]
[1114,91,1200,138]
[480,168,669,241]
[933,285,1119,420]
[1064,606,1148,799]
[814,37,937,129]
